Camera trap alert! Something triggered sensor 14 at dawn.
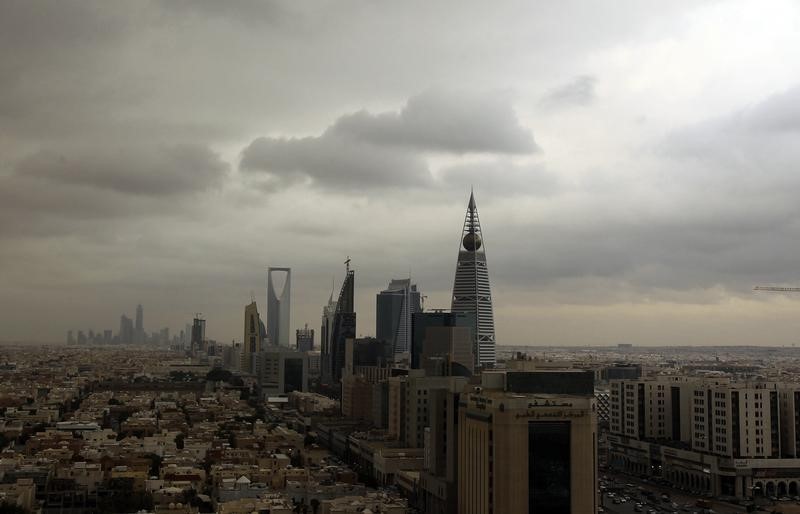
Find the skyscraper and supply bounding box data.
[324,263,355,384]
[376,278,421,356]
[135,304,144,344]
[191,317,205,353]
[243,301,263,373]
[119,314,134,344]
[267,267,291,347]
[451,190,496,367]
[320,291,337,378]
[411,311,474,376]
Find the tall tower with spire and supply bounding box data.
[322,261,356,384]
[451,190,496,367]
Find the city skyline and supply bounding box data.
[4,2,800,346]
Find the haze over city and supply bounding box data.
[3,0,800,346]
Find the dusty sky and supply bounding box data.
[3,0,800,346]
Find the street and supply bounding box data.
[600,469,747,514]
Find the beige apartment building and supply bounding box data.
[609,376,800,498]
[457,370,597,514]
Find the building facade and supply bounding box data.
[243,301,265,373]
[255,346,309,397]
[376,279,421,356]
[458,370,597,514]
[609,376,800,499]
[296,324,314,352]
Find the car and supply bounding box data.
[634,506,643,512]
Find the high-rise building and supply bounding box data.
[254,346,309,396]
[606,376,800,499]
[267,267,291,347]
[420,383,468,514]
[411,311,474,375]
[451,190,496,367]
[67,330,75,345]
[376,279,421,356]
[458,370,597,514]
[118,315,134,344]
[320,292,337,377]
[243,301,263,373]
[324,266,355,384]
[103,329,112,344]
[135,304,144,344]
[296,324,314,352]
[191,317,206,353]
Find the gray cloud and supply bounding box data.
[16,144,228,196]
[330,89,537,154]
[539,75,596,109]
[486,84,800,297]
[439,160,559,197]
[744,84,800,133]
[0,143,229,240]
[240,134,432,191]
[240,90,536,191]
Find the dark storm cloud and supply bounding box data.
[0,143,228,239]
[16,144,228,196]
[240,90,535,191]
[240,134,432,190]
[539,75,597,109]
[331,89,537,154]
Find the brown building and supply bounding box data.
[458,370,597,514]
[341,374,373,420]
[243,301,263,374]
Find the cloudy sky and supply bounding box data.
[3,0,800,346]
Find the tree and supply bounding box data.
[145,453,163,477]
[205,368,232,383]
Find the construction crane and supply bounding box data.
[754,286,800,293]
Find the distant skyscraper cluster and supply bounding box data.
[67,303,176,346]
